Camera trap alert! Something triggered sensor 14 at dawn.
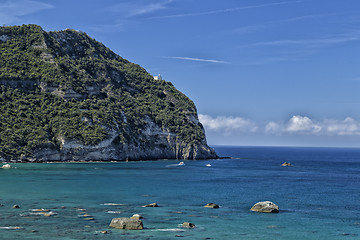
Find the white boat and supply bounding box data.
[1,164,11,169]
[178,162,185,166]
[206,164,211,167]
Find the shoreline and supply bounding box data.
[0,158,231,164]
[0,156,231,164]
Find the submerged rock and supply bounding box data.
[250,201,279,213]
[109,218,143,230]
[182,222,196,228]
[204,203,219,208]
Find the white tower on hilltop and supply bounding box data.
[153,74,163,80]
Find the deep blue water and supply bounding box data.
[1,146,360,239]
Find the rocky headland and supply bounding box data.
[0,24,217,162]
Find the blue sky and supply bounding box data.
[2,0,360,147]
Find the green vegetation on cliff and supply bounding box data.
[0,24,209,160]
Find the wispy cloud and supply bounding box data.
[0,0,53,24]
[241,30,360,49]
[166,56,229,64]
[107,0,173,18]
[86,21,130,33]
[129,0,173,17]
[148,1,302,19]
[238,56,301,66]
[233,13,335,35]
[201,114,360,136]
[248,36,359,48]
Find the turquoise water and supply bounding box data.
[1,146,360,239]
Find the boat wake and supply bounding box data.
[166,162,185,167]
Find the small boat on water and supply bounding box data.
[206,164,212,167]
[178,162,185,166]
[1,164,11,169]
[281,162,292,167]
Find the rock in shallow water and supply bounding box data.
[143,203,158,207]
[204,203,219,208]
[109,218,143,230]
[182,222,195,228]
[250,201,279,213]
[131,214,143,220]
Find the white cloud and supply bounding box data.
[202,114,360,137]
[166,56,229,64]
[199,114,258,134]
[0,0,53,24]
[277,115,360,135]
[286,115,322,133]
[323,117,360,136]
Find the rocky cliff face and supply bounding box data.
[33,116,217,161]
[0,24,217,161]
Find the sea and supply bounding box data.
[1,146,360,239]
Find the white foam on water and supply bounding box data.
[101,203,127,206]
[166,164,184,167]
[0,226,23,230]
[107,211,122,214]
[151,228,186,232]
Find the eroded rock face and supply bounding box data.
[250,201,279,213]
[109,218,143,230]
[33,117,217,161]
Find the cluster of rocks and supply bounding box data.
[4,199,280,235]
[109,201,279,231]
[109,202,218,231]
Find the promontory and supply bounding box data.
[0,24,217,162]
